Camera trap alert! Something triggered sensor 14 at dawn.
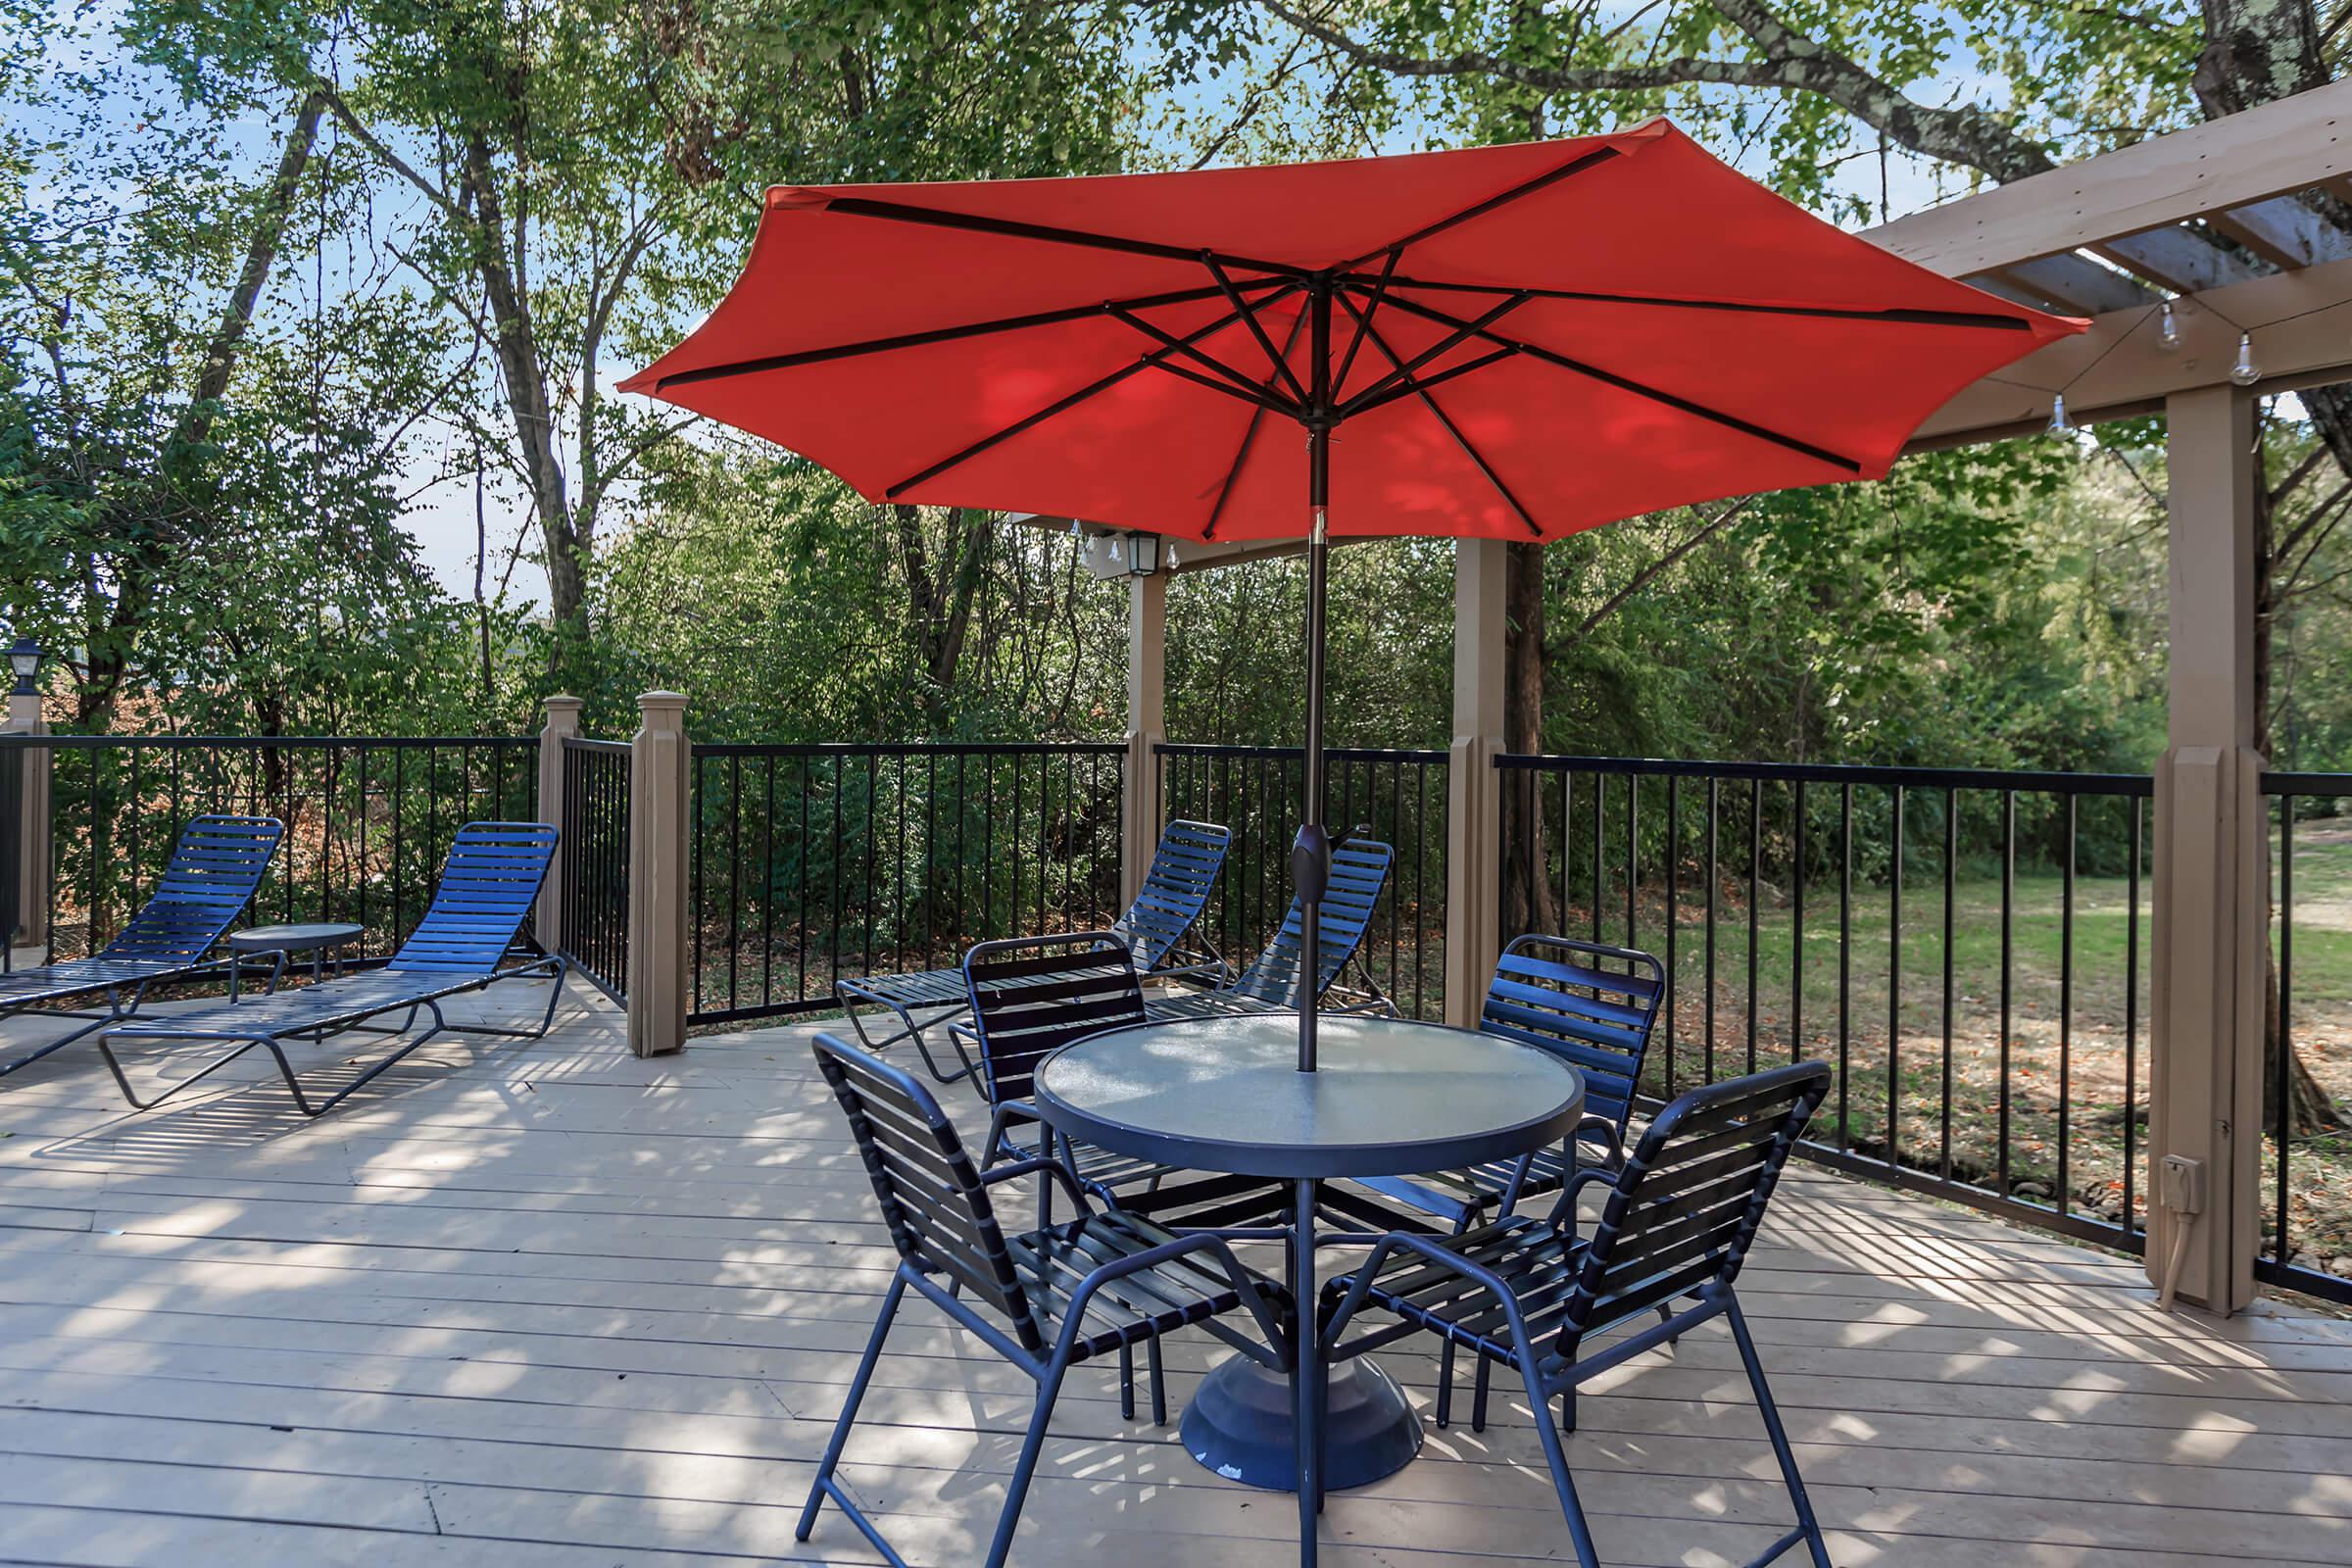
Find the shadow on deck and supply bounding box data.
[0,977,2345,1566]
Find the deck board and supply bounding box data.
[0,978,2348,1566]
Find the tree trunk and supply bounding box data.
[77,91,323,730]
[2252,434,2342,1135]
[1499,539,1558,937]
[462,138,589,660]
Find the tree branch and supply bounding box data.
[1570,495,1759,640]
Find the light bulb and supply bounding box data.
[2046,391,2071,436]
[1068,517,1083,538]
[1166,544,1181,568]
[2157,300,2180,352]
[2230,331,2260,387]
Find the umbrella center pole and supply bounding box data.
[1297,277,1335,1074]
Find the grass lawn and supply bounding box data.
[1580,824,2352,1271]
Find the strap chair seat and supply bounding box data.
[835,818,1232,1085]
[963,933,1291,1232]
[1323,1062,1836,1568]
[800,1033,1288,1568]
[97,822,566,1117]
[0,815,283,1080]
[1354,935,1663,1232]
[1147,835,1398,1021]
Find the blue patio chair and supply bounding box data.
[1146,834,1397,1020]
[1354,936,1664,1231]
[799,1032,1289,1568]
[1348,934,1665,1428]
[95,822,566,1117]
[0,815,283,1079]
[835,817,1233,1085]
[1322,1061,1836,1568]
[958,931,1294,1423]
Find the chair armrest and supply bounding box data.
[977,1154,1091,1211]
[1320,1222,1550,1357]
[1062,1232,1291,1369]
[981,1099,1041,1166]
[1573,1113,1627,1168]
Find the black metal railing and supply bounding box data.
[686,742,1126,1023]
[2263,773,2352,1305]
[561,738,632,1003]
[1154,743,1448,1020]
[2,733,540,966]
[1498,754,2154,1255]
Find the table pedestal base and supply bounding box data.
[1181,1352,1421,1492]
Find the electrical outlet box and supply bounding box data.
[2161,1154,2206,1215]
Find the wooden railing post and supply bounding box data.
[2148,383,2265,1314]
[1444,539,1506,1026]
[626,692,690,1056]
[1121,570,1168,907]
[535,696,583,955]
[5,686,48,956]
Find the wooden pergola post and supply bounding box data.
[2147,383,2266,1313]
[4,685,45,956]
[535,695,583,955]
[1444,539,1507,1026]
[627,692,691,1057]
[1121,570,1168,907]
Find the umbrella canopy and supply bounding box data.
[623,121,2079,544]
[627,122,2081,1072]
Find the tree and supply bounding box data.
[121,0,1135,679]
[1210,0,2350,1133]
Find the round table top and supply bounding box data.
[1032,1012,1585,1179]
[227,922,366,952]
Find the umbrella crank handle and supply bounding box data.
[1292,822,1372,901]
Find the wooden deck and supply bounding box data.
[0,974,2347,1567]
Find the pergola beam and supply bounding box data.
[1865,79,2352,277]
[1910,250,2352,444]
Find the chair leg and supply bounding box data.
[1118,1339,1137,1421]
[798,1272,907,1547]
[1435,1338,1455,1428]
[1727,1298,1833,1568]
[1471,1353,1492,1432]
[1659,1300,1680,1348]
[1522,1362,1600,1568]
[984,1350,1073,1568]
[1146,1332,1169,1427]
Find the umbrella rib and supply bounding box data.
[1336,144,1627,272]
[1139,353,1302,414]
[820,194,1306,278]
[1203,254,1309,406]
[1336,290,1532,417]
[884,282,1307,500]
[1348,273,2034,331]
[1333,250,1400,396]
[1377,292,1866,473]
[653,279,1289,390]
[1337,294,1544,540]
[1104,303,1303,414]
[1203,306,1314,542]
[1341,343,1519,419]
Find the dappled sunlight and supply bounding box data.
[4,993,2351,1565]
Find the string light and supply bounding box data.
[2230,331,2261,387]
[2157,299,2181,352]
[2046,391,2072,437]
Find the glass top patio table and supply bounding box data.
[1033,1011,1584,1568]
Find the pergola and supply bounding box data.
[1092,79,2352,1315]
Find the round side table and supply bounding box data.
[227,921,366,1002]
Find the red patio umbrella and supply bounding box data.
[624,120,2080,1070]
